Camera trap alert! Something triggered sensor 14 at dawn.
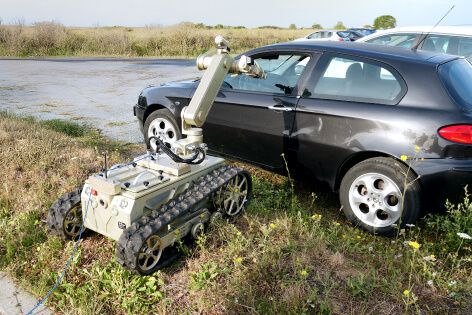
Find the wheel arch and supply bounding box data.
[143,103,167,125]
[334,151,420,192]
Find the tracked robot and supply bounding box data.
[47,36,266,275]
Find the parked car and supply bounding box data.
[348,28,376,36]
[134,41,472,235]
[357,26,472,61]
[342,30,365,41]
[294,30,359,42]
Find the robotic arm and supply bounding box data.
[172,36,265,156]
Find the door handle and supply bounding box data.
[268,105,293,112]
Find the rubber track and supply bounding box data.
[115,165,250,275]
[47,188,83,240]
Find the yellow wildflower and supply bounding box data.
[236,231,242,236]
[403,289,410,296]
[269,223,277,229]
[234,257,243,264]
[333,222,341,227]
[311,214,322,221]
[408,241,421,250]
[400,155,408,162]
[299,269,309,278]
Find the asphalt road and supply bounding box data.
[0,58,199,143]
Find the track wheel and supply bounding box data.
[118,222,180,275]
[213,171,252,217]
[47,188,86,240]
[137,234,164,275]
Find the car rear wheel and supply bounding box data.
[339,157,421,236]
[144,109,181,150]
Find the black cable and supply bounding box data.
[146,136,206,165]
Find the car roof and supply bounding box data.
[359,25,472,41]
[385,25,472,35]
[254,41,459,65]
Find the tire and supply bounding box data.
[144,109,181,150]
[47,189,87,240]
[339,157,421,236]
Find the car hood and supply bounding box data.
[139,77,200,103]
[159,78,200,88]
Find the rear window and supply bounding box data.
[439,58,472,111]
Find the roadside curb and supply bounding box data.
[0,272,53,315]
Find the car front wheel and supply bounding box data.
[144,109,181,150]
[339,157,421,236]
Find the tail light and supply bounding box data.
[438,125,472,144]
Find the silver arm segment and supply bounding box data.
[175,36,265,155]
[183,53,265,129]
[181,53,234,129]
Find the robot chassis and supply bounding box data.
[47,36,266,275]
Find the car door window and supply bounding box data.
[224,54,311,95]
[310,56,404,105]
[366,34,417,48]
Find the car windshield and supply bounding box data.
[337,31,349,38]
[438,58,472,111]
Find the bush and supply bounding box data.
[0,23,307,57]
[31,22,67,55]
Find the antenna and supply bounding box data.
[412,4,455,50]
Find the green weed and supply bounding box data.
[189,261,219,291]
[41,119,87,137]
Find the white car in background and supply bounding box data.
[295,30,359,42]
[357,26,472,61]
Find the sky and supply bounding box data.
[0,0,469,28]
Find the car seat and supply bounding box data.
[345,63,363,96]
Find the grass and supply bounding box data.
[0,22,309,58]
[0,112,471,314]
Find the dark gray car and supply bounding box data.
[134,41,472,235]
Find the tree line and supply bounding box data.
[292,15,397,30]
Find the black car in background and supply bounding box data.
[134,41,472,235]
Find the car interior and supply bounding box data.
[224,54,310,95]
[313,57,402,103]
